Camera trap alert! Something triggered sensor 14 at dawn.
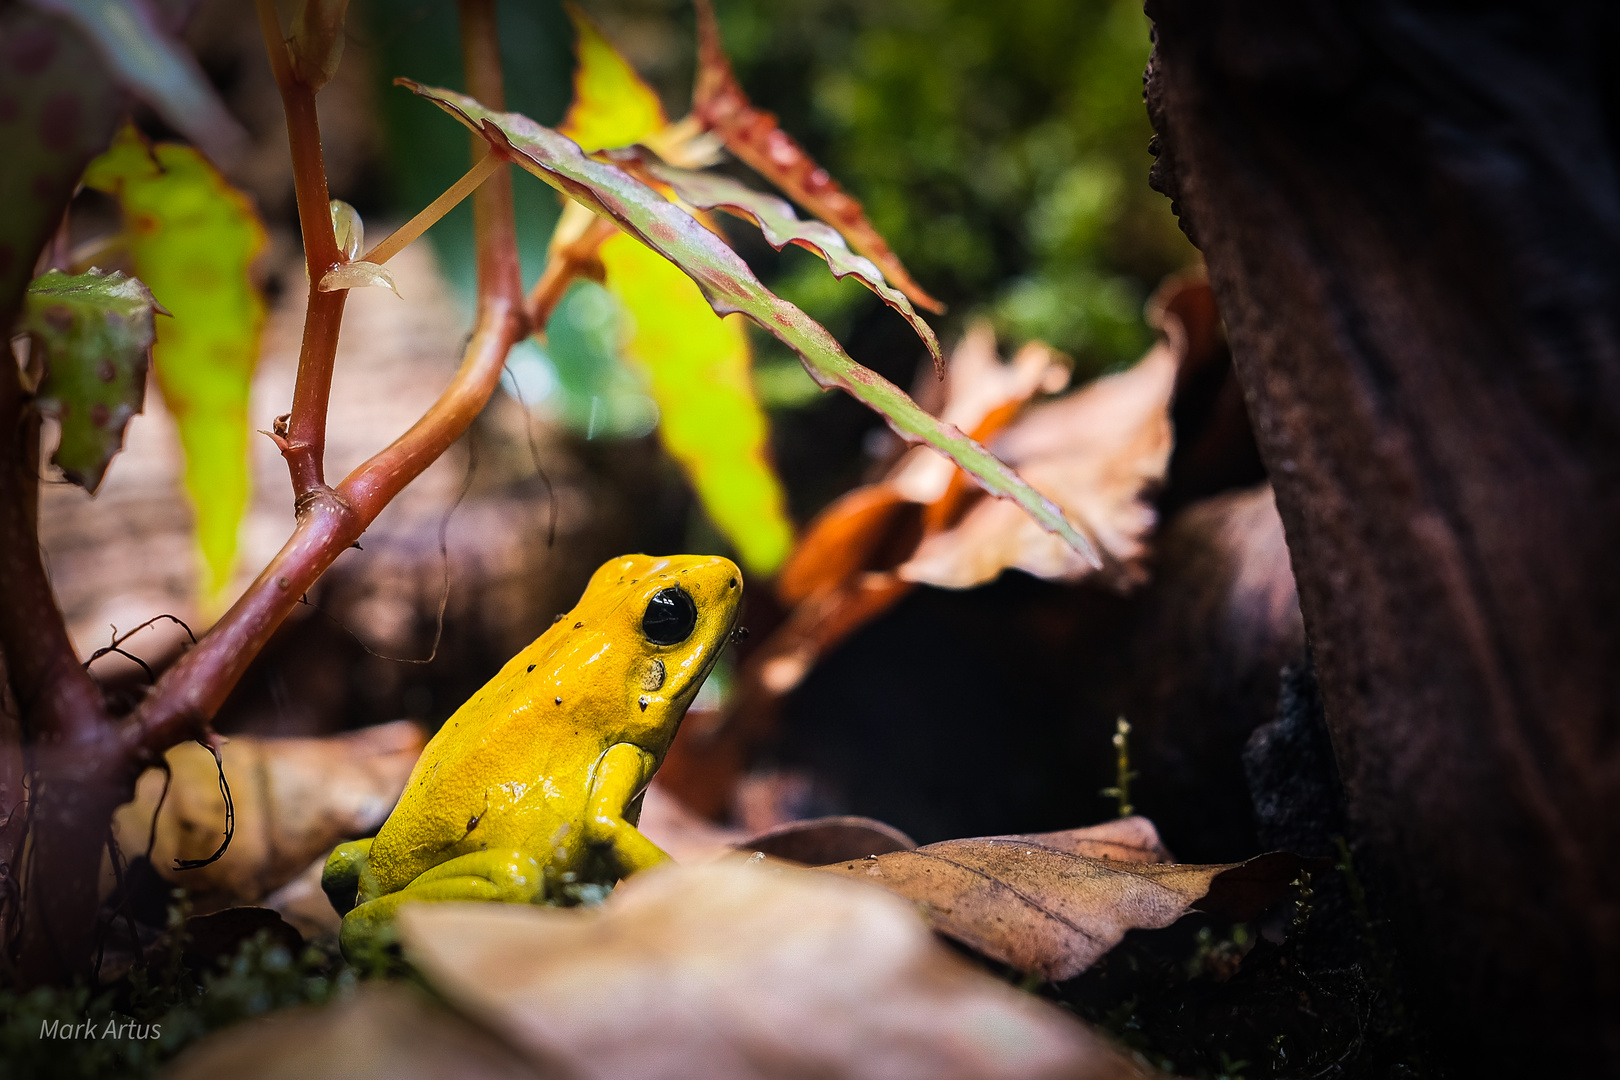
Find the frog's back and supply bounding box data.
[366,554,741,894]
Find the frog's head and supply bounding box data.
[528,553,743,758]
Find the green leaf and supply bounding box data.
[24,269,156,493]
[82,125,268,598]
[400,81,1098,564]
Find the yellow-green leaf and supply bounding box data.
[554,9,792,575]
[82,125,267,599]
[557,2,666,154]
[600,232,792,574]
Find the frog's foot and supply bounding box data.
[322,838,374,916]
[585,743,674,878]
[337,848,546,959]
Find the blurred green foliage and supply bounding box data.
[717,0,1195,374]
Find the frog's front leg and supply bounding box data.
[584,742,672,877]
[338,848,545,957]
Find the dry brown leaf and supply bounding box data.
[636,780,748,861]
[748,325,1067,709]
[690,0,945,315]
[162,982,553,1080]
[818,819,1300,981]
[399,862,1153,1080]
[774,484,913,606]
[734,814,917,865]
[1021,815,1175,864]
[109,721,425,912]
[899,339,1177,590]
[889,323,1070,506]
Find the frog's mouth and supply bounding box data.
[665,609,743,705]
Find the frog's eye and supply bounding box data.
[642,586,697,646]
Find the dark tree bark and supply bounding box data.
[1143,0,1620,1071]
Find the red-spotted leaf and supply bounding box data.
[609,146,941,376]
[690,0,943,315]
[818,820,1303,980]
[399,80,1097,564]
[24,268,156,493]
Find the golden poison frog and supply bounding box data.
[322,554,742,954]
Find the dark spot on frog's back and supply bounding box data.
[527,664,535,673]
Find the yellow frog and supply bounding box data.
[322,553,742,955]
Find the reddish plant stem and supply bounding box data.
[525,214,616,330]
[458,0,523,310]
[131,0,527,759]
[256,0,344,496]
[0,356,107,749]
[3,343,125,984]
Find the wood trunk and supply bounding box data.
[1143,0,1620,1070]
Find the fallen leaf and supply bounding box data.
[399,862,1152,1080]
[24,268,156,492]
[775,484,913,606]
[741,325,1072,711]
[260,853,344,941]
[162,982,552,1080]
[82,124,269,597]
[690,0,944,315]
[1022,816,1175,864]
[182,907,304,973]
[898,336,1177,589]
[888,324,1071,505]
[636,781,747,862]
[109,721,425,913]
[818,819,1301,981]
[734,815,916,865]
